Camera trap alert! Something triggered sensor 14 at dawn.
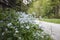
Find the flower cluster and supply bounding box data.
[18,12,36,24]
[6,12,52,40]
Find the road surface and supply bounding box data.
[35,20,60,40]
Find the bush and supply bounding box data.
[0,10,52,40]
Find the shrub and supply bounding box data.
[0,10,52,40]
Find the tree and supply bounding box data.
[27,0,60,18]
[0,0,30,12]
[50,0,60,18]
[0,0,16,8]
[27,0,51,18]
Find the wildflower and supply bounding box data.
[26,26,30,29]
[7,23,12,26]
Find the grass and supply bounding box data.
[40,19,60,24]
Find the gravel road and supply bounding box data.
[35,20,60,40]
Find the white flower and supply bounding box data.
[2,32,4,35]
[18,37,21,40]
[26,26,30,29]
[7,23,12,26]
[41,36,44,38]
[15,30,19,33]
[23,0,29,5]
[18,12,37,24]
[21,26,24,28]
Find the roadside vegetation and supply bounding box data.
[0,0,60,40]
[0,0,53,40]
[41,19,60,24]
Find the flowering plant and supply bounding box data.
[0,11,52,40]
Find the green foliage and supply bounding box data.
[27,0,60,18]
[0,9,17,40]
[0,0,53,40]
[27,0,51,17]
[41,19,60,24]
[0,9,52,40]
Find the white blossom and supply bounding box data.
[15,30,19,33]
[18,12,36,24]
[2,32,5,35]
[26,26,30,29]
[18,37,21,40]
[41,36,44,38]
[23,0,31,5]
[21,26,24,28]
[7,23,12,26]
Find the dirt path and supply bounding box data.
[35,20,60,40]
